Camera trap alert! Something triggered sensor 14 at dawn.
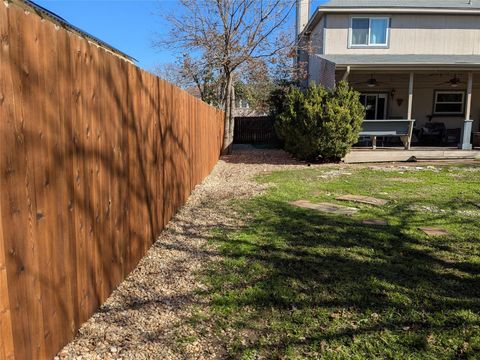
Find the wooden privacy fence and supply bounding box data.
[0,3,224,359]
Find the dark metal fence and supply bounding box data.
[233,116,280,144]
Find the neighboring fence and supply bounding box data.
[233,116,279,144]
[0,3,224,360]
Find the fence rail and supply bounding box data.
[0,3,224,359]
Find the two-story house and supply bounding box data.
[297,0,480,154]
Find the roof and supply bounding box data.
[10,0,135,63]
[317,54,480,69]
[321,0,480,10]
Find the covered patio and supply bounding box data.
[314,55,480,156]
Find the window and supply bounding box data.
[433,91,465,115]
[359,93,388,120]
[350,17,389,47]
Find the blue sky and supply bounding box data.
[34,0,326,72]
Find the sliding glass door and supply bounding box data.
[359,93,387,120]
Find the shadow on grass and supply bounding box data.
[202,198,480,357]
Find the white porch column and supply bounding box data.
[460,72,474,150]
[342,66,351,82]
[406,72,414,149]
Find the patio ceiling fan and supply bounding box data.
[352,74,385,88]
[436,75,462,87]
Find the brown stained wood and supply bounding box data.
[70,33,89,328]
[0,4,16,359]
[56,27,79,339]
[0,3,224,359]
[0,206,15,360]
[35,17,66,356]
[5,7,47,359]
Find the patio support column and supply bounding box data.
[406,72,414,150]
[460,72,474,150]
[342,66,351,81]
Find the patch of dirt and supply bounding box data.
[386,177,421,183]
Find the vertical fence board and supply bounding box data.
[56,27,79,339]
[3,7,47,359]
[0,4,16,357]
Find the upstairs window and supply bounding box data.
[350,17,389,47]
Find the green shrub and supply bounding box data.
[271,81,364,162]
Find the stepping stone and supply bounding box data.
[290,200,358,215]
[419,227,450,237]
[362,219,388,226]
[337,195,388,206]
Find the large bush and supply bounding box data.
[271,81,364,162]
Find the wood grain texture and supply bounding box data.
[0,3,224,359]
[0,4,16,358]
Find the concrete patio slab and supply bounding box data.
[337,195,388,206]
[419,227,450,236]
[344,148,480,163]
[290,200,358,215]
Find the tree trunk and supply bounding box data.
[222,72,235,154]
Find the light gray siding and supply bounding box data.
[323,14,480,55]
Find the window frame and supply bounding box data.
[433,90,465,116]
[348,16,390,48]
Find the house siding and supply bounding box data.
[323,14,480,55]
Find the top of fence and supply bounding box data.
[7,0,136,64]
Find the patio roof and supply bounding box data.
[317,54,480,70]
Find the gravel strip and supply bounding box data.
[58,148,311,360]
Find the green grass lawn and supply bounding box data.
[198,164,480,359]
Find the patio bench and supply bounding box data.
[359,119,415,149]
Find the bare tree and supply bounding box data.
[155,0,294,153]
[155,55,223,106]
